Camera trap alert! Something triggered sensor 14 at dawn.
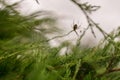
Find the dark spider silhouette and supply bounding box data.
[73,23,80,37]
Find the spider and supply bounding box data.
[73,24,78,31]
[72,21,81,37]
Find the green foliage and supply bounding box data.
[0,0,120,80]
[0,1,58,80]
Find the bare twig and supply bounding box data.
[46,30,73,42]
[71,0,111,46]
[35,0,40,4]
[71,0,97,37]
[46,22,81,42]
[76,25,89,46]
[97,68,120,77]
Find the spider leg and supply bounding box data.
[78,22,82,29]
[74,30,79,37]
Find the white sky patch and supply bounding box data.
[58,47,67,56]
[6,0,120,47]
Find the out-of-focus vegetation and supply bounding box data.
[0,0,120,80]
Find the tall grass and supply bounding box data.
[0,0,120,80]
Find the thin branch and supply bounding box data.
[97,68,120,77]
[76,25,89,46]
[71,0,120,49]
[71,0,97,37]
[71,0,111,46]
[35,0,40,4]
[109,68,120,72]
[46,30,74,42]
